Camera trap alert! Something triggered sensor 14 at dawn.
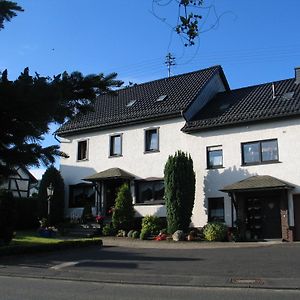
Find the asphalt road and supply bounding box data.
[1,275,300,300]
[1,242,300,291]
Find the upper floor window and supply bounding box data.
[207,145,223,169]
[77,140,88,161]
[110,134,122,157]
[242,139,278,165]
[145,128,159,152]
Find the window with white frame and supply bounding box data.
[136,180,164,204]
[110,134,122,157]
[207,145,223,169]
[69,184,95,208]
[242,139,278,165]
[145,128,159,152]
[208,197,225,222]
[77,140,88,161]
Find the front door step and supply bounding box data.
[66,223,101,237]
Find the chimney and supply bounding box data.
[295,67,300,84]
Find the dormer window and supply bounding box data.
[156,95,168,102]
[126,100,136,107]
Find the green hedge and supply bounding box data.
[15,197,39,230]
[0,239,103,256]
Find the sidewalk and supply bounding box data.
[101,236,284,249]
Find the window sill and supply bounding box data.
[206,166,224,170]
[134,201,165,206]
[144,150,160,154]
[241,161,281,167]
[77,158,89,162]
[109,154,123,158]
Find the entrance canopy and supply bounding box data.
[83,167,135,182]
[220,175,294,193]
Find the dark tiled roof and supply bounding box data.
[220,175,294,192]
[183,78,300,132]
[57,65,225,136]
[83,168,135,181]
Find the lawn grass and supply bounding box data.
[11,230,64,246]
[0,230,102,256]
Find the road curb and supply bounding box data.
[0,239,103,256]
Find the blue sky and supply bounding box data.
[1,0,300,178]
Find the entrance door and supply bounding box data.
[261,197,281,239]
[246,195,281,239]
[293,195,300,241]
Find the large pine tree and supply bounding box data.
[0,0,23,30]
[0,68,123,181]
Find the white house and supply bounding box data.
[57,65,300,241]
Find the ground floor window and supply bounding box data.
[69,184,95,208]
[136,180,164,204]
[208,197,225,222]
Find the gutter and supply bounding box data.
[57,111,183,137]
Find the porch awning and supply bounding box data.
[220,175,294,192]
[83,167,135,182]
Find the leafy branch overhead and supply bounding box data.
[0,68,123,180]
[176,0,203,46]
[0,0,23,30]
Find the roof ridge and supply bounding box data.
[115,65,222,93]
[226,78,294,93]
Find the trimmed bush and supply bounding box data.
[117,229,126,237]
[139,229,149,240]
[164,151,195,234]
[112,183,135,231]
[102,224,115,236]
[203,222,228,241]
[127,230,134,238]
[139,215,162,240]
[141,215,161,236]
[132,231,139,239]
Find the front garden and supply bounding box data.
[0,152,243,255]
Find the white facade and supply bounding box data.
[60,113,300,228]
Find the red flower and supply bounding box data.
[96,215,105,221]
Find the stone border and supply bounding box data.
[101,236,284,249]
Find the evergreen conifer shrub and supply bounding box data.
[164,151,195,234]
[38,166,65,225]
[112,183,135,231]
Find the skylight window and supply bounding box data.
[219,103,230,111]
[156,95,168,102]
[126,100,136,107]
[280,92,294,101]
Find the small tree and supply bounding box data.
[164,151,195,234]
[38,166,65,225]
[112,183,135,231]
